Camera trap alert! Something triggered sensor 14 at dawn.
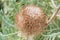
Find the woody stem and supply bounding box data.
[47,6,60,24]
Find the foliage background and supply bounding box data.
[0,0,60,40]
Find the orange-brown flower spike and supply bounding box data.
[15,5,47,36]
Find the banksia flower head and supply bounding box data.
[15,5,47,36]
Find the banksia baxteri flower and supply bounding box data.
[15,5,60,37]
[15,5,47,36]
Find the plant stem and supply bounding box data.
[47,6,60,24]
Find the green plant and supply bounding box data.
[0,0,60,40]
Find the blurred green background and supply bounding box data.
[0,0,60,40]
